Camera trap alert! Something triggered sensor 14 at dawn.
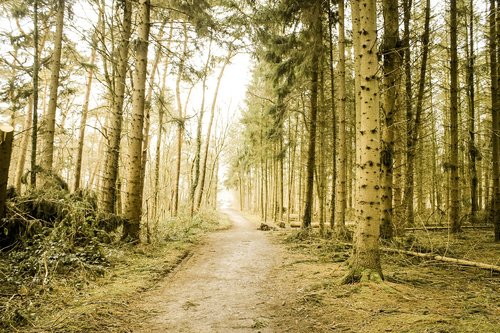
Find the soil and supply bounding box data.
[131,210,500,333]
[132,209,283,332]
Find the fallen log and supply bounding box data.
[334,241,500,273]
[381,247,500,273]
[405,225,493,231]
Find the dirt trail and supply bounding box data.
[133,209,283,332]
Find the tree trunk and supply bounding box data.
[122,0,150,242]
[15,98,33,192]
[334,0,347,236]
[380,0,401,240]
[172,21,189,217]
[190,39,212,215]
[302,1,321,229]
[31,0,40,187]
[449,0,461,233]
[0,125,14,219]
[466,0,478,224]
[196,46,233,211]
[402,0,414,227]
[74,22,99,191]
[100,0,132,213]
[343,0,383,283]
[40,0,64,173]
[490,0,500,241]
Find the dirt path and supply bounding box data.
[133,209,283,332]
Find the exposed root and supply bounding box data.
[341,268,384,285]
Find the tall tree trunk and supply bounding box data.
[74,22,99,191]
[380,0,401,240]
[190,39,212,215]
[343,0,383,283]
[449,0,461,233]
[466,0,478,223]
[153,22,173,221]
[100,0,132,213]
[334,0,348,236]
[302,1,321,229]
[172,21,188,217]
[31,0,40,187]
[403,0,414,227]
[196,45,233,211]
[490,0,500,241]
[15,99,33,192]
[40,0,64,173]
[139,19,167,199]
[122,0,151,242]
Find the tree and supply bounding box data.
[334,0,348,237]
[380,0,401,240]
[449,0,460,233]
[122,0,151,242]
[342,0,383,283]
[100,0,132,214]
[40,0,65,173]
[490,0,500,241]
[302,0,321,229]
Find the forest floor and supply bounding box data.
[2,209,499,332]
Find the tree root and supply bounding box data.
[340,268,384,285]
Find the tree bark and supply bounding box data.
[343,0,383,283]
[449,0,461,233]
[380,0,402,240]
[122,0,151,242]
[334,0,347,236]
[490,0,500,241]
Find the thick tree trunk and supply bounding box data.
[449,0,461,233]
[122,0,150,242]
[380,0,401,240]
[343,0,383,283]
[100,0,132,213]
[40,0,64,173]
[0,125,14,219]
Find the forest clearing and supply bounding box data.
[1,0,500,332]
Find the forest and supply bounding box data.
[0,0,499,332]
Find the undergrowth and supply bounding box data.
[0,184,229,332]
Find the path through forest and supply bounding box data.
[133,209,284,332]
